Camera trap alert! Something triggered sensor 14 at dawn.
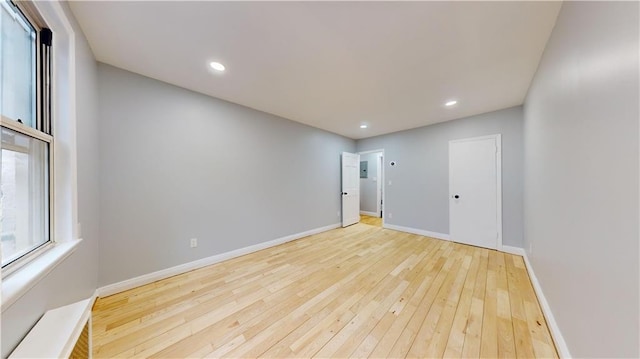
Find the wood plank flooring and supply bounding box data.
[92,223,557,358]
[360,215,382,227]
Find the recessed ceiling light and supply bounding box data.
[360,124,368,129]
[445,100,458,107]
[209,62,225,72]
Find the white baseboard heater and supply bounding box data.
[9,297,93,358]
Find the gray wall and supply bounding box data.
[523,2,639,357]
[357,106,524,247]
[1,3,100,357]
[97,64,355,286]
[359,152,380,214]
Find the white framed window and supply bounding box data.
[1,0,53,276]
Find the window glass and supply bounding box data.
[0,0,37,127]
[1,127,49,266]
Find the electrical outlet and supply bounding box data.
[388,212,393,219]
[190,238,198,248]
[388,180,392,186]
[337,210,341,218]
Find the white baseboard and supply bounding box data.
[383,224,450,241]
[359,211,379,217]
[521,252,572,358]
[384,225,528,258]
[501,245,526,256]
[96,223,341,298]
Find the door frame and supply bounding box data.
[358,149,385,225]
[341,152,361,227]
[378,153,383,217]
[448,134,502,251]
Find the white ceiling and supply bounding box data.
[70,1,561,139]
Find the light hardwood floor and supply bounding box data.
[92,223,557,358]
[360,214,382,227]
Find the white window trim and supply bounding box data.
[2,116,53,143]
[1,116,54,276]
[1,240,81,311]
[1,242,54,279]
[1,0,79,312]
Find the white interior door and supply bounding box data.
[449,135,502,250]
[341,152,360,227]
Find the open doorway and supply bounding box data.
[358,149,384,227]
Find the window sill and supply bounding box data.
[1,239,82,312]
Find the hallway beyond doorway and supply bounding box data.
[360,214,382,227]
